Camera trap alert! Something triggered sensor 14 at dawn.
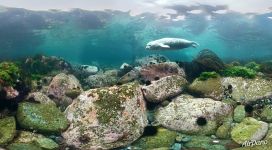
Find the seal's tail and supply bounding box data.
[192,41,199,48]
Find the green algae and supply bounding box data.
[0,62,20,86]
[198,71,219,81]
[132,127,177,149]
[94,82,138,124]
[188,77,223,100]
[0,117,16,146]
[233,105,246,123]
[231,117,263,144]
[16,102,68,134]
[7,143,42,150]
[12,131,59,150]
[221,66,256,79]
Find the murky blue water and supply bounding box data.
[0,8,272,66]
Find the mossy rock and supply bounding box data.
[231,117,268,144]
[188,77,224,100]
[260,106,272,123]
[184,135,226,150]
[216,122,231,139]
[12,131,58,150]
[16,102,68,133]
[35,138,59,150]
[132,128,177,149]
[233,105,246,123]
[0,117,16,146]
[7,143,42,150]
[64,89,81,99]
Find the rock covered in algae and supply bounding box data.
[0,117,16,145]
[139,62,185,82]
[141,75,188,103]
[184,135,226,150]
[233,105,246,123]
[84,70,119,88]
[156,94,232,135]
[47,73,82,108]
[131,127,177,150]
[16,102,68,134]
[135,54,169,66]
[62,82,148,150]
[11,131,59,150]
[222,77,272,103]
[7,143,42,150]
[188,77,224,101]
[231,117,268,144]
[26,92,56,106]
[260,106,272,123]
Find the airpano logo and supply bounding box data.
[242,140,268,147]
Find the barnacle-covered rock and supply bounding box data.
[62,82,148,149]
[141,75,187,103]
[156,95,232,135]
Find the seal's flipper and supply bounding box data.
[191,42,199,48]
[159,43,170,49]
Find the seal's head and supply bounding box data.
[145,41,161,50]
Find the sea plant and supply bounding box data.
[0,62,21,86]
[244,61,261,72]
[198,71,219,81]
[221,66,256,79]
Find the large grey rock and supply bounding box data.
[141,75,187,103]
[139,62,185,82]
[156,95,233,135]
[222,77,272,103]
[62,82,148,150]
[84,70,119,88]
[47,73,82,108]
[188,77,272,103]
[27,92,56,106]
[135,55,169,66]
[79,65,99,75]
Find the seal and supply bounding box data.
[146,38,199,50]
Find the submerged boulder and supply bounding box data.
[139,62,185,82]
[231,117,268,144]
[233,105,246,123]
[11,131,59,150]
[118,69,140,84]
[79,65,99,76]
[156,95,232,135]
[0,117,16,146]
[26,92,56,106]
[62,82,148,149]
[135,55,169,66]
[16,102,68,134]
[141,75,188,103]
[260,106,272,123]
[193,49,225,72]
[131,127,177,149]
[84,70,119,88]
[47,73,82,108]
[188,77,224,101]
[222,77,272,103]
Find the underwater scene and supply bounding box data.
[0,0,272,149]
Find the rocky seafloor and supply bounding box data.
[1,49,272,150]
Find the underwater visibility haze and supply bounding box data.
[0,0,272,150]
